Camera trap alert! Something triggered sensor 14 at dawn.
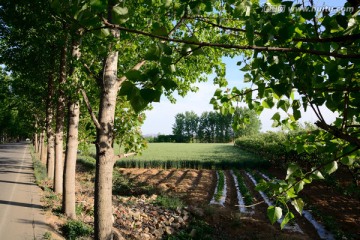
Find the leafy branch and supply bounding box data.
[184,15,360,44]
[101,20,360,59]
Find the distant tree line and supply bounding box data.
[152,108,261,143]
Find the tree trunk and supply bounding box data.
[63,101,80,219]
[54,32,68,193]
[34,121,38,153]
[40,129,47,164]
[94,26,120,240]
[46,71,55,180]
[63,35,81,219]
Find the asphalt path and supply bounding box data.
[0,142,49,239]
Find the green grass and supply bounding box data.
[113,143,268,169]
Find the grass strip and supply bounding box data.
[233,170,253,206]
[214,170,225,202]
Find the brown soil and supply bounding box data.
[119,168,313,239]
[266,167,360,239]
[43,164,360,240]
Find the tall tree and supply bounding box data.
[54,27,69,193]
[233,107,261,138]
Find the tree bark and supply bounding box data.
[94,25,120,240]
[63,101,80,219]
[34,120,38,153]
[63,35,81,219]
[46,71,55,180]
[54,31,68,194]
[40,129,47,164]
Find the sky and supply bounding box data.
[141,0,345,135]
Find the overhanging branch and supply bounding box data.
[315,120,360,148]
[185,16,360,44]
[102,20,360,59]
[113,152,136,162]
[80,89,101,130]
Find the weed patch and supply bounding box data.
[61,220,93,240]
[153,195,185,210]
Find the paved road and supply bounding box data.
[0,142,49,239]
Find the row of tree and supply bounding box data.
[1,0,359,237]
[170,109,261,143]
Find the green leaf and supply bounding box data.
[255,181,269,192]
[286,163,299,180]
[90,0,106,11]
[258,83,265,98]
[246,20,254,45]
[112,6,129,24]
[300,9,315,20]
[280,212,295,229]
[268,0,282,5]
[340,156,355,166]
[145,44,161,61]
[112,6,128,16]
[294,181,305,193]
[152,25,168,37]
[244,73,252,82]
[291,198,304,215]
[125,70,142,81]
[130,95,147,113]
[140,89,161,102]
[162,79,177,91]
[323,161,338,175]
[163,0,172,8]
[267,206,282,225]
[271,112,281,121]
[101,28,110,37]
[119,81,136,96]
[311,170,325,180]
[336,15,348,29]
[262,98,275,108]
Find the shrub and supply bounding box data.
[61,220,93,240]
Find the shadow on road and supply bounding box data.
[0,199,43,209]
[0,179,37,186]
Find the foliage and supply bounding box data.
[61,220,93,240]
[235,131,328,169]
[166,219,214,240]
[172,108,260,143]
[208,0,360,227]
[233,107,261,137]
[153,134,190,143]
[0,68,35,141]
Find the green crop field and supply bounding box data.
[81,143,267,169]
[116,143,268,169]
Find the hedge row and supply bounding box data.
[234,131,319,169]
